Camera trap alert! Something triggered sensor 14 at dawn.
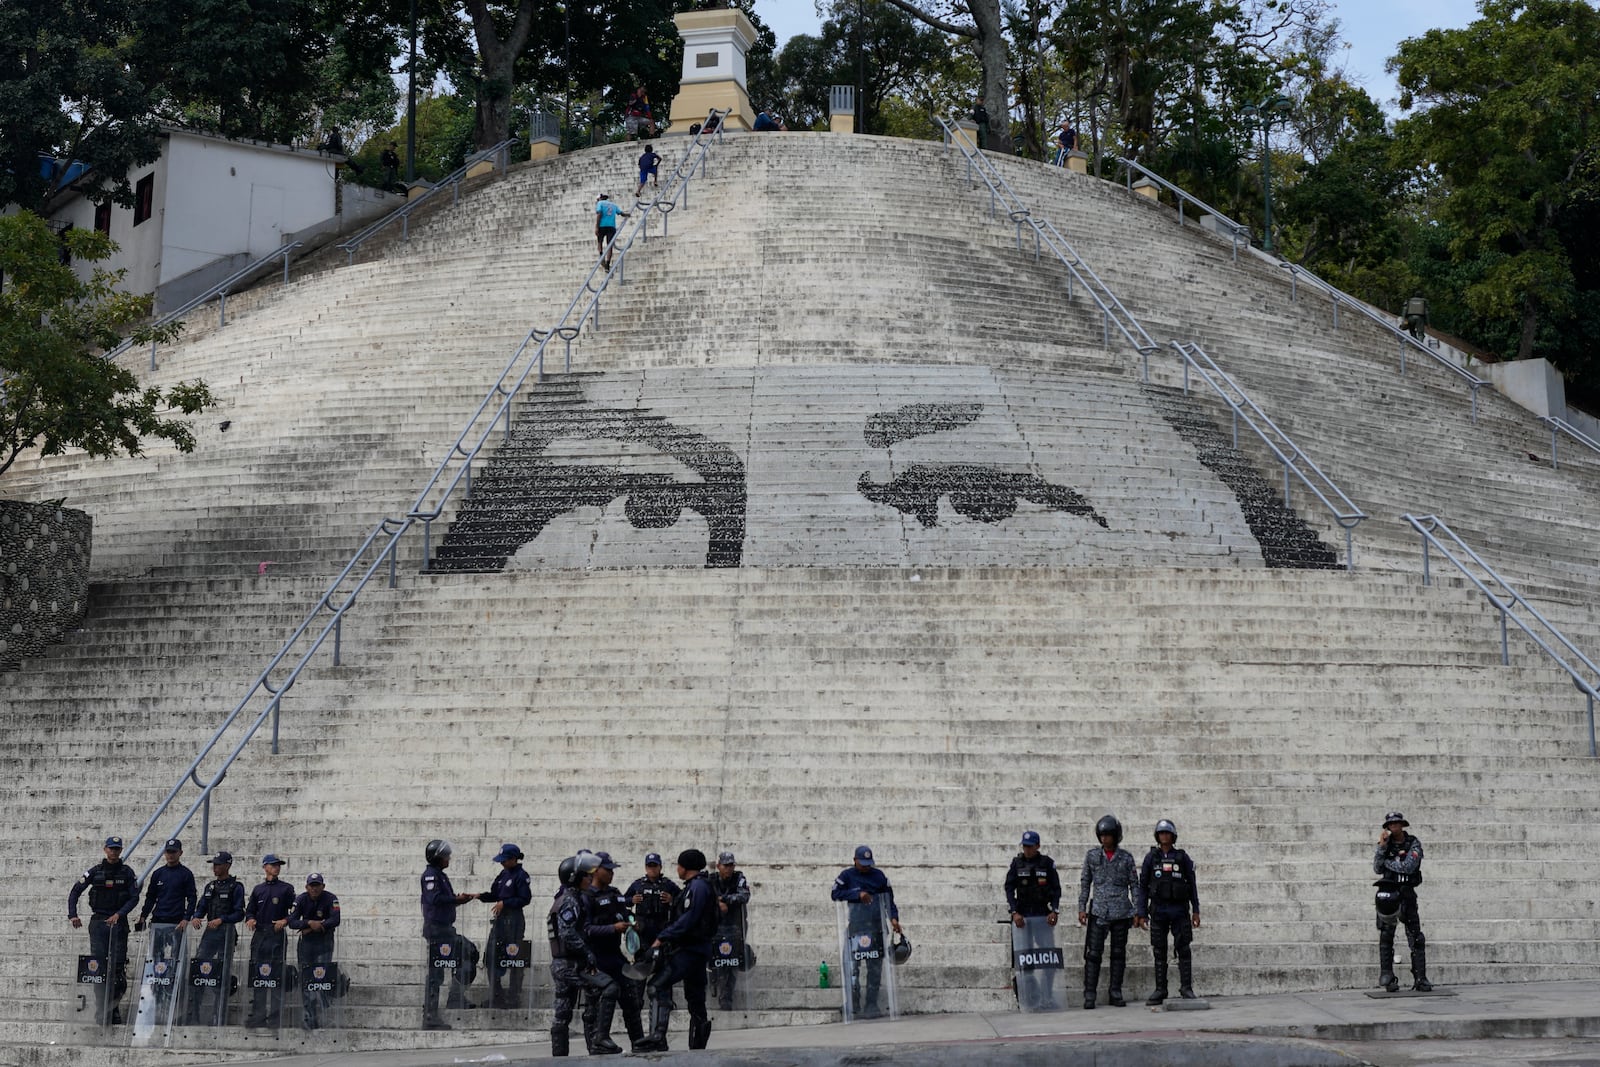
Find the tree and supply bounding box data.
[0,213,213,480]
[775,2,949,135]
[1392,0,1600,361]
[882,0,1012,153]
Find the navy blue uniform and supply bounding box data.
[483,866,532,1006]
[585,881,644,1044]
[625,874,680,946]
[244,880,295,1026]
[420,863,472,1021]
[1006,852,1062,1009]
[136,860,196,1016]
[548,885,619,1055]
[188,875,244,1025]
[645,874,717,1044]
[831,866,897,1017]
[1137,847,1199,1000]
[708,869,751,1010]
[68,859,139,1022]
[288,890,340,1028]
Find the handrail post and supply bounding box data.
[1499,609,1510,665]
[388,539,398,589]
[218,290,227,328]
[1231,408,1239,448]
[200,792,211,855]
[333,614,343,667]
[270,695,282,755]
[1421,532,1431,586]
[1588,691,1597,758]
[281,252,290,288]
[1282,463,1291,508]
[1344,526,1354,574]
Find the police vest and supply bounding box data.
[546,890,582,960]
[87,864,136,914]
[633,882,670,923]
[1013,858,1051,909]
[1148,850,1190,904]
[199,878,240,921]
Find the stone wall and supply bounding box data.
[0,500,92,670]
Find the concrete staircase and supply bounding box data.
[3,132,1600,1062]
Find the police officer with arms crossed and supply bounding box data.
[188,850,245,1025]
[548,853,622,1056]
[831,845,902,1019]
[708,850,751,1012]
[1136,819,1200,1004]
[1374,811,1430,992]
[635,849,717,1052]
[1006,829,1062,1010]
[479,843,532,1010]
[244,853,295,1027]
[67,835,139,1024]
[420,840,479,1029]
[134,837,196,1018]
[287,872,340,1029]
[584,851,645,1050]
[1078,815,1138,1009]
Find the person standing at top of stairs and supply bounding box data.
[1374,812,1431,992]
[1079,815,1139,1009]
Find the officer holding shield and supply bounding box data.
[67,835,139,1024]
[134,837,196,1019]
[831,845,901,1019]
[1135,819,1200,1004]
[421,839,478,1030]
[288,872,340,1029]
[1374,811,1430,992]
[244,853,295,1027]
[480,843,532,1009]
[187,850,245,1024]
[708,851,751,1011]
[1005,830,1061,1010]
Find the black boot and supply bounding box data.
[549,1027,569,1057]
[591,1000,623,1055]
[1108,927,1127,1006]
[1378,929,1399,992]
[688,1017,712,1050]
[1177,953,1196,998]
[581,1002,597,1054]
[1410,935,1431,991]
[1148,940,1168,1005]
[1083,956,1100,1009]
[633,1001,670,1052]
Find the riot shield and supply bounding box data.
[66,916,132,1036]
[708,914,754,1014]
[1010,915,1066,1012]
[242,925,291,1034]
[185,921,239,1028]
[293,953,343,1032]
[483,910,540,1020]
[836,899,898,1022]
[130,922,191,1046]
[420,928,481,1027]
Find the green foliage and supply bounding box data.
[349,93,476,186]
[0,213,213,480]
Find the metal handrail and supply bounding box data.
[1538,415,1600,470]
[1401,513,1599,756]
[1173,340,1365,569]
[936,115,1160,359]
[338,138,518,263]
[1115,157,1249,262]
[120,111,731,882]
[106,243,304,371]
[1279,262,1486,422]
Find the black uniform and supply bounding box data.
[482,866,532,1008]
[548,885,619,1056]
[420,862,473,1024]
[188,874,245,1024]
[707,869,751,1010]
[1135,847,1199,1001]
[1374,832,1427,989]
[641,874,717,1050]
[287,890,340,1029]
[584,880,644,1045]
[1005,851,1062,1009]
[625,873,680,947]
[244,879,295,1026]
[67,859,138,1023]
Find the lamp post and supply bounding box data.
[405,0,417,184]
[1240,93,1293,252]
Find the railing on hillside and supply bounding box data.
[936,115,1160,359]
[1174,341,1365,570]
[338,139,518,263]
[1538,415,1600,470]
[1115,157,1249,263]
[1280,262,1486,423]
[119,111,732,878]
[106,243,304,371]
[1402,513,1599,757]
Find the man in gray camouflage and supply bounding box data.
[1374,811,1430,992]
[1077,814,1140,1009]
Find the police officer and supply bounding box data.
[1005,829,1062,1010]
[287,872,340,1029]
[420,839,478,1029]
[626,853,680,951]
[1374,811,1430,992]
[479,843,531,1010]
[635,849,717,1052]
[708,851,751,1011]
[583,852,644,1050]
[548,853,622,1056]
[243,853,295,1027]
[1135,819,1200,1004]
[67,835,139,1024]
[830,845,902,1019]
[134,837,196,1018]
[1078,814,1138,1009]
[187,850,245,1025]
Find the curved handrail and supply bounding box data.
[1401,513,1599,756]
[1538,415,1600,470]
[1174,340,1365,568]
[122,111,731,882]
[1115,157,1249,262]
[106,242,304,370]
[1279,262,1486,421]
[339,138,518,262]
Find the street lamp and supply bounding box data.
[1240,93,1293,252]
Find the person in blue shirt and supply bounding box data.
[635,145,662,198]
[67,835,139,1024]
[244,853,296,1027]
[135,837,197,1016]
[187,850,245,1025]
[831,845,901,1018]
[479,843,532,1009]
[420,839,478,1029]
[595,194,631,270]
[635,849,717,1052]
[288,872,341,1029]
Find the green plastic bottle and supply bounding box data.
[819,961,830,988]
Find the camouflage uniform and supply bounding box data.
[1374,831,1427,989]
[547,885,619,1056]
[1078,846,1137,1007]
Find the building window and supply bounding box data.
[134,173,154,225]
[94,202,111,234]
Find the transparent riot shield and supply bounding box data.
[241,926,292,1034]
[709,914,754,1014]
[292,950,343,1032]
[185,922,239,1028]
[836,899,898,1022]
[421,928,481,1027]
[1010,915,1066,1012]
[130,922,191,1046]
[66,916,132,1037]
[482,910,540,1021]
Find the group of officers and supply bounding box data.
[69,811,1429,1051]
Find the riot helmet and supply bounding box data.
[557,855,580,886]
[425,839,453,865]
[1094,814,1123,846]
[1153,819,1178,843]
[575,853,602,878]
[890,930,913,965]
[1373,880,1403,917]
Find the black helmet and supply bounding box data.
[1153,819,1178,843]
[1094,814,1122,846]
[425,839,452,865]
[890,930,912,965]
[1373,880,1403,917]
[576,853,602,878]
[559,853,601,887]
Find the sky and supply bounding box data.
[754,0,1480,113]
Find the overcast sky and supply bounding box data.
[754,0,1481,114]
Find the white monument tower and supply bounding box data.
[665,7,759,133]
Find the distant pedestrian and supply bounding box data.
[380,143,400,189]
[1053,121,1078,166]
[753,111,787,132]
[595,194,630,271]
[971,99,990,151]
[625,88,654,140]
[636,145,662,198]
